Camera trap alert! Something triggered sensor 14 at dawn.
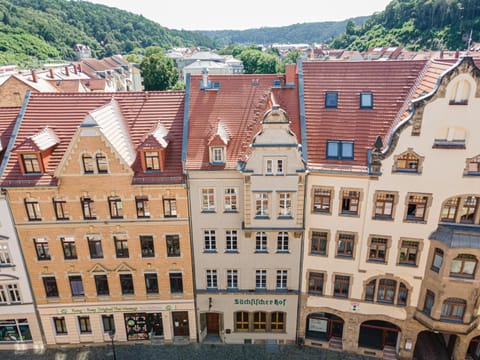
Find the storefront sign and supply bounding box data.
[56,304,177,315]
[234,298,286,306]
[308,318,328,332]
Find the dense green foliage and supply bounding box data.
[330,0,480,51]
[198,17,368,46]
[139,47,179,90]
[0,0,214,66]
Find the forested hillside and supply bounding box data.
[0,0,214,66]
[198,17,368,46]
[330,0,480,51]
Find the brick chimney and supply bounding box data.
[455,49,460,59]
[285,63,296,86]
[73,64,78,75]
[49,68,54,78]
[31,69,37,83]
[65,66,70,76]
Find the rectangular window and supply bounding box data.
[325,91,338,108]
[135,196,150,218]
[102,315,115,333]
[166,235,180,257]
[255,232,267,253]
[406,195,428,221]
[43,276,59,297]
[360,92,373,109]
[163,198,177,217]
[108,196,123,219]
[81,197,96,220]
[201,188,216,211]
[53,317,67,335]
[78,316,91,334]
[256,270,267,290]
[227,269,238,289]
[310,231,327,256]
[374,192,395,218]
[276,270,287,290]
[120,274,134,295]
[255,192,269,217]
[253,312,267,331]
[114,236,129,258]
[278,192,292,217]
[206,270,218,289]
[308,272,324,295]
[88,236,103,259]
[441,197,458,222]
[169,273,183,294]
[235,311,249,331]
[24,199,41,221]
[0,285,6,304]
[211,147,225,163]
[226,230,238,252]
[53,198,69,220]
[82,154,94,174]
[399,240,419,265]
[271,312,285,331]
[0,243,11,265]
[7,284,21,303]
[144,151,160,171]
[95,153,108,173]
[94,274,109,296]
[69,275,84,297]
[326,140,354,160]
[276,159,284,174]
[423,290,435,316]
[140,235,155,258]
[333,275,350,298]
[312,188,331,213]
[266,159,273,174]
[336,233,355,258]
[204,230,216,252]
[277,232,289,252]
[341,190,360,215]
[368,237,387,262]
[224,188,238,211]
[145,273,159,294]
[61,237,77,260]
[34,238,51,260]
[21,153,41,173]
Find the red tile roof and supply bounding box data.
[0,106,20,164]
[1,92,185,187]
[301,60,429,170]
[185,74,300,170]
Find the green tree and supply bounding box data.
[238,48,280,74]
[139,51,179,90]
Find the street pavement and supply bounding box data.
[2,343,376,360]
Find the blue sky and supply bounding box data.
[87,0,392,31]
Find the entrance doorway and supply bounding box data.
[172,311,189,337]
[413,331,454,360]
[468,335,480,360]
[206,313,219,335]
[358,320,400,350]
[305,313,344,341]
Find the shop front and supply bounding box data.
[197,293,298,344]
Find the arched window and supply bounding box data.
[441,298,466,321]
[450,254,477,278]
[450,79,471,105]
[377,279,396,304]
[364,278,408,306]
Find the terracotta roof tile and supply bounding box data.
[0,106,20,162]
[185,74,300,170]
[1,92,185,186]
[301,60,429,169]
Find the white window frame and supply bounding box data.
[226,230,238,252]
[277,232,289,252]
[201,188,216,212]
[204,230,216,251]
[255,232,268,252]
[278,192,292,217]
[276,270,288,289]
[227,269,238,289]
[255,192,269,217]
[256,269,267,289]
[224,188,238,211]
[0,243,11,265]
[206,269,218,289]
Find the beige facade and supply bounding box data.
[299,57,480,359]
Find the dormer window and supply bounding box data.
[144,151,161,171]
[326,140,354,160]
[21,153,42,174]
[360,92,373,109]
[210,146,225,164]
[393,149,423,173]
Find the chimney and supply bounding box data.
[285,63,296,86]
[201,67,209,88]
[65,66,69,77]
[77,64,82,73]
[49,68,54,78]
[440,49,444,59]
[31,69,37,83]
[455,49,460,59]
[73,64,78,75]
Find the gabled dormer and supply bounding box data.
[137,121,170,172]
[15,127,59,175]
[208,120,230,165]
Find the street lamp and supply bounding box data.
[109,329,117,360]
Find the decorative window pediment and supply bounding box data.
[464,155,480,176]
[114,262,136,273]
[208,120,229,164]
[392,148,424,173]
[16,127,60,175]
[137,122,170,172]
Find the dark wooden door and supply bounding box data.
[172,311,189,337]
[206,313,219,334]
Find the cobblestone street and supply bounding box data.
[3,343,376,360]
